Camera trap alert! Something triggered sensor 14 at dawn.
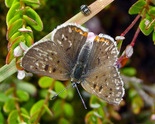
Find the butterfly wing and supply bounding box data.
[81,34,124,105]
[52,23,88,68]
[22,23,88,80]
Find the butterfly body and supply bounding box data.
[71,33,94,83]
[22,23,125,105]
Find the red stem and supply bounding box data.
[121,14,141,37]
[130,27,141,46]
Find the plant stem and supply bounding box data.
[12,83,24,123]
[130,27,141,46]
[121,14,141,37]
[34,79,56,124]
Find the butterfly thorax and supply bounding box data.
[71,35,94,83]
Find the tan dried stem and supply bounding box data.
[41,0,114,40]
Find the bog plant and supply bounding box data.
[0,0,154,124]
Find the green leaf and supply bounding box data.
[8,35,25,50]
[139,18,155,36]
[3,99,16,113]
[6,49,14,64]
[5,0,14,8]
[30,99,45,116]
[26,26,34,39]
[149,6,155,16]
[15,79,37,95]
[21,0,40,4]
[85,111,101,124]
[90,95,101,108]
[153,31,155,44]
[8,32,21,48]
[64,103,74,117]
[59,118,70,124]
[21,0,40,8]
[0,112,4,124]
[129,0,146,15]
[122,67,136,76]
[8,14,22,27]
[132,95,144,114]
[8,110,19,124]
[16,90,29,102]
[25,33,34,47]
[54,81,67,99]
[0,59,17,82]
[6,2,21,25]
[5,87,14,96]
[0,93,9,102]
[43,104,53,117]
[20,107,30,120]
[25,7,43,31]
[7,19,24,40]
[52,100,63,117]
[39,77,54,88]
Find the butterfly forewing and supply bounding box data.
[22,40,70,80]
[86,34,118,71]
[52,23,88,68]
[81,34,124,105]
[22,23,88,80]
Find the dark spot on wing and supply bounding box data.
[99,86,103,92]
[57,60,60,63]
[97,58,100,64]
[110,88,112,91]
[109,92,112,94]
[53,68,56,72]
[96,76,98,79]
[51,53,54,56]
[105,95,108,98]
[66,47,71,51]
[44,65,49,71]
[93,84,97,89]
[105,78,107,81]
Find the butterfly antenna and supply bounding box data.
[72,83,87,109]
[51,83,72,100]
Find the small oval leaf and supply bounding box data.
[129,0,146,15]
[6,2,21,25]
[3,99,16,113]
[16,90,29,102]
[7,19,24,40]
[30,99,45,116]
[38,76,54,88]
[54,81,67,99]
[8,110,19,124]
[64,103,74,117]
[25,7,43,31]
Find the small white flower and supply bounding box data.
[115,36,125,41]
[144,19,150,26]
[125,45,133,58]
[17,70,26,80]
[14,46,23,57]
[18,28,32,33]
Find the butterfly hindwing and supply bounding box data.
[81,66,124,105]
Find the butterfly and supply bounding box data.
[22,23,125,106]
